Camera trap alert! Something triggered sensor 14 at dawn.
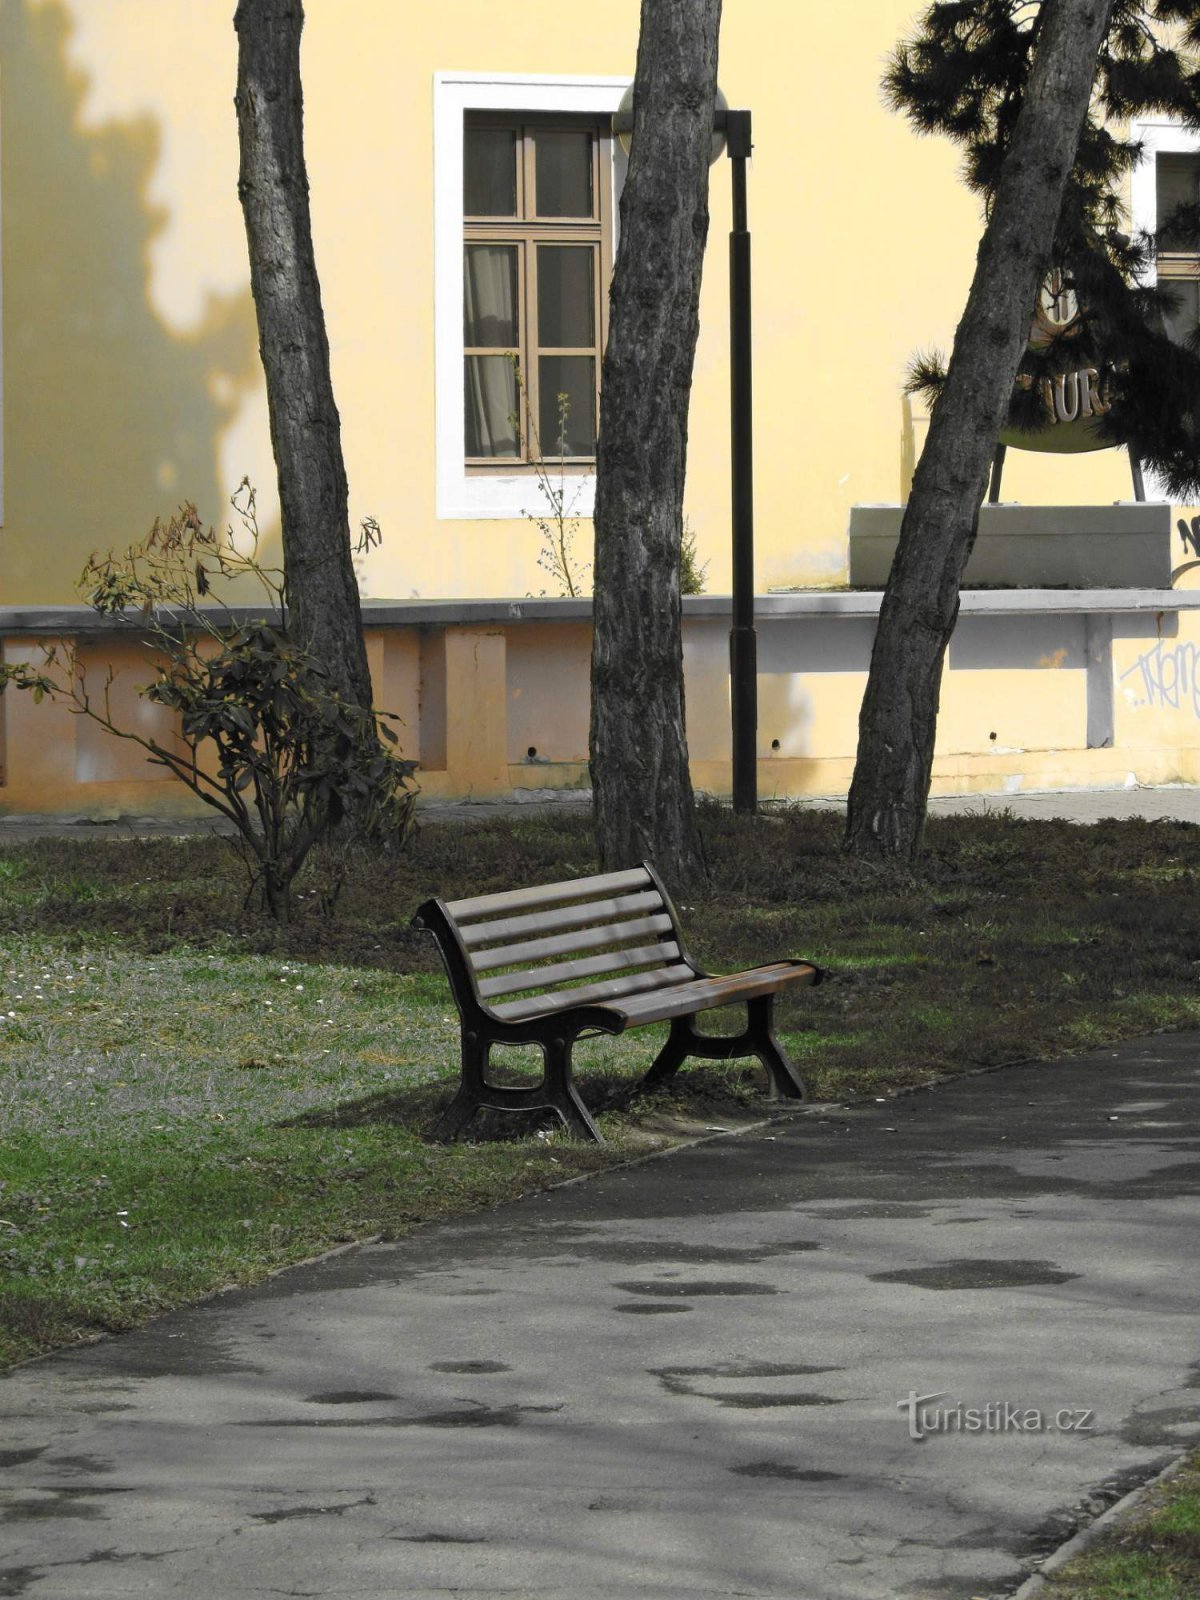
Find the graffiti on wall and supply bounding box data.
[1120,639,1200,719]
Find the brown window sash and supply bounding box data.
[463,114,611,471]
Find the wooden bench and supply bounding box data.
[411,862,823,1143]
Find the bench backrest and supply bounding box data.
[434,864,697,1021]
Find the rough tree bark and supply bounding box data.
[233,0,373,715]
[589,0,720,892]
[844,0,1115,862]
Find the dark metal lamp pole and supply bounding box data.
[725,109,756,815]
[613,90,756,815]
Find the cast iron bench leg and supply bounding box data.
[434,1030,605,1145]
[644,1016,694,1086]
[432,1084,479,1142]
[433,1030,490,1142]
[542,1034,604,1143]
[747,994,806,1100]
[641,997,806,1101]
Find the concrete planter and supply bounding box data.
[848,503,1173,588]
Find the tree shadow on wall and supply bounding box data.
[1,0,261,599]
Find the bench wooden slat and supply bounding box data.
[460,889,665,950]
[470,912,675,972]
[476,939,683,1000]
[609,962,821,1025]
[447,866,652,922]
[491,962,696,1021]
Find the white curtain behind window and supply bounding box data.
[464,246,519,456]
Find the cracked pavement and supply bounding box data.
[2,1035,1199,1598]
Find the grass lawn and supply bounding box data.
[4,801,1200,1379]
[1040,1457,1200,1599]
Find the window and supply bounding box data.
[434,74,627,521]
[1154,149,1200,344]
[1132,121,1200,346]
[463,115,611,469]
[1129,120,1200,497]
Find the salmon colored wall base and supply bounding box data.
[7,597,1200,818]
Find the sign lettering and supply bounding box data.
[999,269,1111,454]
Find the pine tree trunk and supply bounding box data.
[233,0,373,716]
[844,0,1115,863]
[589,0,719,893]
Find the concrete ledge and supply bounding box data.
[5,586,1200,636]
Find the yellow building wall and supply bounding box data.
[0,0,1141,618]
[1113,575,1200,781]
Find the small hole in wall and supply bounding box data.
[770,739,781,752]
[989,731,997,742]
[527,746,538,759]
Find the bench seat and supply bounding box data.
[412,862,823,1143]
[490,959,817,1026]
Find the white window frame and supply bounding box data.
[1130,118,1200,500]
[434,71,628,521]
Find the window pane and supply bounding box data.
[535,129,593,216]
[464,127,517,216]
[1162,278,1199,345]
[537,247,595,348]
[464,245,518,347]
[1157,153,1200,249]
[538,355,596,456]
[465,356,520,457]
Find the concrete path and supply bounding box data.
[3,1038,1199,1599]
[5,782,1200,841]
[434,784,1200,827]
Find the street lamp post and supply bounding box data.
[725,109,756,815]
[614,88,757,816]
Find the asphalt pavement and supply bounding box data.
[3,1035,1199,1599]
[5,781,1200,842]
